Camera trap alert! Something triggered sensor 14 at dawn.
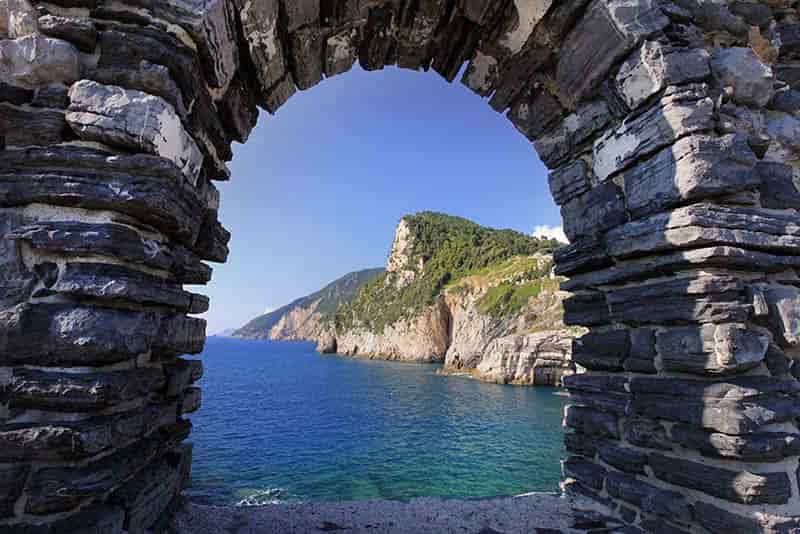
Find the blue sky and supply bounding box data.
[198,65,562,334]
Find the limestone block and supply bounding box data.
[606,274,749,325]
[711,47,775,107]
[605,471,692,522]
[694,501,800,534]
[282,0,319,32]
[562,291,610,326]
[572,330,629,371]
[605,203,800,259]
[649,453,791,505]
[508,89,564,142]
[555,0,668,103]
[593,84,714,181]
[561,180,626,242]
[623,418,670,450]
[462,51,498,97]
[670,424,800,461]
[290,26,324,90]
[563,456,606,489]
[0,403,177,462]
[158,0,240,89]
[655,323,769,375]
[629,376,800,434]
[4,367,166,411]
[553,236,612,277]
[164,359,203,397]
[67,81,204,185]
[758,161,800,209]
[563,405,619,438]
[37,14,97,52]
[534,100,611,168]
[547,160,589,206]
[598,443,646,474]
[24,422,190,514]
[0,102,67,146]
[6,220,212,284]
[233,0,286,94]
[359,4,396,71]
[263,75,296,113]
[623,133,757,218]
[762,283,800,346]
[0,35,81,88]
[326,28,359,77]
[154,314,206,356]
[616,41,711,110]
[0,303,159,366]
[110,458,181,534]
[0,146,206,245]
[765,109,800,160]
[0,209,36,310]
[626,327,658,373]
[496,0,554,55]
[44,262,198,312]
[32,85,68,108]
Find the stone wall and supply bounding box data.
[0,0,798,532]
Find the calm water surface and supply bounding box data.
[187,337,568,505]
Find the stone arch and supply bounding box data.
[1,0,800,532]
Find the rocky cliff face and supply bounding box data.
[236,214,577,386]
[233,268,383,341]
[330,214,579,385]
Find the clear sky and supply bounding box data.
[197,65,563,335]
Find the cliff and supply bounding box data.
[233,268,384,343]
[235,213,579,386]
[332,213,579,385]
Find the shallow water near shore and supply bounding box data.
[186,337,568,506]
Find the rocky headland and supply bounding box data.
[236,213,579,386]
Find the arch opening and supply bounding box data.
[1,0,800,532]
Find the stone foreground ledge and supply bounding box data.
[167,493,588,534]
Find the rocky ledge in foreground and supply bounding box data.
[167,493,596,534]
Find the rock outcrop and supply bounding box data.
[234,268,383,341]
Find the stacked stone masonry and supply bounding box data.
[0,0,798,532]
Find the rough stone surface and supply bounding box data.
[66,81,204,185]
[1,1,798,532]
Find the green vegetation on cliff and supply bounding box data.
[234,268,384,338]
[335,213,561,333]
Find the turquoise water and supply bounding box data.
[187,337,568,505]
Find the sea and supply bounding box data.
[186,337,569,506]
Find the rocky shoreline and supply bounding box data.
[167,493,589,534]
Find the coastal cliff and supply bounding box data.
[233,268,384,343]
[236,213,578,386]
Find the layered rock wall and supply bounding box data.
[0,0,798,532]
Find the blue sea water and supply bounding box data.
[186,337,569,506]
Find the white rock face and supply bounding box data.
[336,300,451,363]
[386,218,422,289]
[711,47,775,107]
[66,81,204,185]
[0,35,81,88]
[499,0,554,54]
[7,0,36,37]
[474,331,574,386]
